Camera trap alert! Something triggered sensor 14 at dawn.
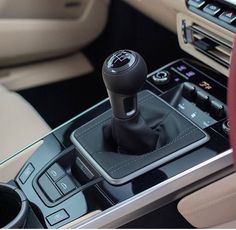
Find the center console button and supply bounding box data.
[196,90,210,110]
[210,100,225,120]
[188,0,206,8]
[56,175,76,195]
[47,163,65,182]
[19,163,34,184]
[38,174,62,202]
[152,71,170,85]
[219,11,236,24]
[46,209,69,226]
[182,82,196,101]
[222,120,230,135]
[203,4,221,16]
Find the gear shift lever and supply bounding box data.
[102,50,157,154]
[102,50,147,119]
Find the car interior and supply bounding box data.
[0,0,236,228]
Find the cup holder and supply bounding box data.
[0,183,28,229]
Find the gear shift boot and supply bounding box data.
[71,90,209,185]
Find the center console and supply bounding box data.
[3,55,233,228]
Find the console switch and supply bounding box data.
[188,0,206,8]
[56,175,76,195]
[20,163,34,184]
[210,100,225,119]
[219,11,236,24]
[203,4,221,16]
[152,71,170,85]
[196,90,210,110]
[182,83,196,101]
[222,120,230,135]
[39,174,62,202]
[46,210,69,226]
[47,163,65,182]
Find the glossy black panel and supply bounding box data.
[15,59,231,227]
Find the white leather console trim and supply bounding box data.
[123,0,177,33]
[70,148,233,228]
[177,172,236,228]
[213,219,236,228]
[0,52,93,90]
[0,140,43,182]
[0,89,51,162]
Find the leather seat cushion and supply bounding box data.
[0,85,51,162]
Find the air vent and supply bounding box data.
[183,23,232,68]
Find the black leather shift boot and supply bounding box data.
[71,90,209,185]
[105,113,158,154]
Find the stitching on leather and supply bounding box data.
[110,127,198,174]
[104,126,197,172]
[75,92,201,176]
[77,93,155,138]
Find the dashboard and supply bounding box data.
[124,0,235,77]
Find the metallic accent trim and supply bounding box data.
[75,149,233,228]
[71,132,209,185]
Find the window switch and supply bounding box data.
[47,163,65,182]
[38,174,62,202]
[56,175,76,195]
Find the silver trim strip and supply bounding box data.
[71,132,209,185]
[75,149,233,228]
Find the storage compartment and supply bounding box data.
[0,183,29,228]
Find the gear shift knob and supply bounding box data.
[102,50,147,119]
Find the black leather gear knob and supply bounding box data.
[102,50,147,119]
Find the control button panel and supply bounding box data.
[46,209,69,226]
[20,163,35,184]
[181,82,226,122]
[186,0,236,32]
[147,60,228,131]
[38,163,77,203]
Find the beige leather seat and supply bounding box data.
[0,84,51,162]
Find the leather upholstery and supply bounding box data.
[0,85,50,162]
[72,90,208,184]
